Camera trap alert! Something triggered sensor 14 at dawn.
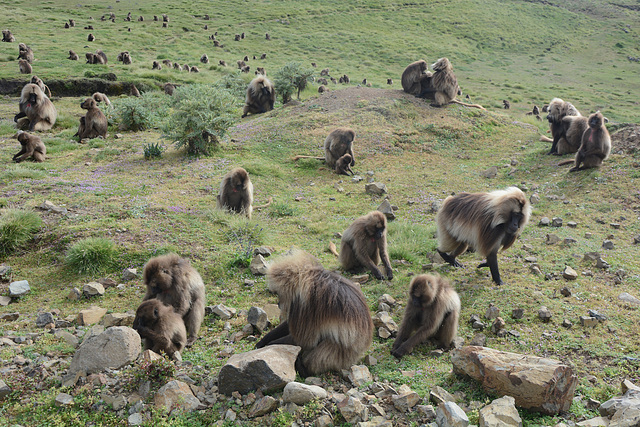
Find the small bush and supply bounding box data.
[269,202,298,218]
[163,84,238,156]
[65,237,118,275]
[0,209,42,256]
[273,62,315,103]
[143,142,164,159]
[115,92,168,131]
[213,71,248,99]
[226,222,264,268]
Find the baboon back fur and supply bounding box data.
[401,60,429,96]
[324,127,356,168]
[242,76,275,117]
[133,299,187,359]
[546,97,582,155]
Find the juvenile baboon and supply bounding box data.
[243,55,249,62]
[12,131,46,162]
[324,127,355,168]
[565,111,611,172]
[361,78,367,85]
[131,85,141,97]
[318,85,327,93]
[533,105,540,115]
[152,61,162,70]
[216,167,254,218]
[162,22,168,28]
[143,253,206,346]
[200,54,209,64]
[18,43,34,63]
[68,50,79,60]
[183,64,191,72]
[255,251,373,377]
[335,153,354,176]
[138,16,144,21]
[69,19,75,27]
[342,74,350,83]
[153,15,158,21]
[330,77,337,84]
[242,75,275,118]
[125,12,132,22]
[190,66,199,73]
[173,62,182,71]
[401,60,430,96]
[132,300,187,360]
[2,29,16,42]
[218,60,227,67]
[391,274,460,359]
[387,78,393,85]
[542,104,549,113]
[235,34,241,41]
[204,25,208,30]
[30,76,51,98]
[436,187,531,285]
[87,33,95,41]
[162,59,172,67]
[75,97,107,142]
[543,97,582,155]
[311,62,317,67]
[86,50,107,64]
[204,14,210,20]
[237,60,246,69]
[209,34,216,40]
[340,211,393,280]
[92,92,111,106]
[18,59,32,74]
[503,100,510,109]
[241,32,245,39]
[14,83,57,131]
[320,68,329,76]
[255,67,265,75]
[64,22,70,29]
[265,32,270,40]
[260,53,267,59]
[164,83,176,95]
[213,40,221,47]
[122,52,132,64]
[100,15,106,21]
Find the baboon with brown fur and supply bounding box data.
[265,32,270,40]
[87,33,95,42]
[543,97,582,155]
[317,78,328,85]
[420,58,485,109]
[152,61,162,70]
[340,211,393,280]
[260,53,267,59]
[143,253,206,346]
[14,83,57,131]
[122,52,132,64]
[255,67,265,75]
[391,274,460,359]
[401,60,430,96]
[242,76,275,118]
[183,64,191,72]
[12,131,46,162]
[218,60,226,67]
[162,59,172,67]
[162,14,169,22]
[131,85,141,97]
[173,62,182,71]
[2,29,15,42]
[503,100,510,109]
[318,85,327,93]
[234,34,241,41]
[200,54,209,64]
[68,50,79,60]
[30,76,51,98]
[436,187,531,285]
[69,19,75,27]
[216,167,254,219]
[387,78,393,85]
[256,251,373,377]
[75,97,107,142]
[86,50,107,64]
[190,65,199,73]
[19,59,32,74]
[324,127,355,168]
[243,55,249,62]
[92,92,111,106]
[335,153,354,176]
[164,83,176,95]
[566,111,611,172]
[241,65,250,73]
[18,43,34,63]
[133,299,187,360]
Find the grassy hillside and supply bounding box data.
[0,1,639,426]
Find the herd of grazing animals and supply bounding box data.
[0,10,619,375]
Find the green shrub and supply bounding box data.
[273,62,315,103]
[226,222,264,268]
[213,71,248,99]
[115,92,168,131]
[163,84,238,156]
[0,209,42,256]
[143,142,164,159]
[65,237,118,274]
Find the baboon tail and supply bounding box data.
[292,155,325,161]
[253,197,273,209]
[558,159,574,166]
[540,136,553,142]
[450,99,486,110]
[328,241,339,257]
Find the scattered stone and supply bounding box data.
[0,296,10,307]
[378,327,391,339]
[314,414,333,427]
[619,292,640,305]
[451,346,578,414]
[562,319,573,328]
[83,281,105,297]
[580,316,599,328]
[0,312,19,321]
[512,308,524,319]
[436,401,469,426]
[430,385,456,405]
[481,166,498,179]
[485,304,500,320]
[530,193,540,204]
[9,280,30,297]
[247,306,268,333]
[562,266,578,280]
[393,389,420,411]
[479,395,522,427]
[36,312,55,327]
[365,182,387,195]
[602,240,615,250]
[40,200,68,215]
[491,317,506,334]
[122,268,138,281]
[0,264,11,281]
[348,365,372,387]
[372,312,398,334]
[588,309,607,321]
[218,345,300,395]
[254,246,272,257]
[576,417,611,427]
[67,287,81,300]
[376,199,396,221]
[77,305,108,325]
[250,254,269,275]
[352,175,363,183]
[337,396,365,424]
[564,237,578,245]
[0,380,11,401]
[472,320,486,331]
[225,409,236,421]
[68,326,141,375]
[524,256,537,263]
[596,257,610,269]
[103,312,135,327]
[379,294,396,306]
[417,404,437,420]
[282,382,327,404]
[155,380,201,412]
[552,217,563,227]
[249,395,279,417]
[210,304,235,320]
[621,379,640,394]
[567,221,577,228]
[546,234,560,245]
[530,265,542,275]
[98,278,117,288]
[538,306,552,322]
[560,287,572,297]
[55,392,74,407]
[539,217,550,226]
[470,334,486,347]
[586,398,601,410]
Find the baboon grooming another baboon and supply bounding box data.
[92,92,111,106]
[143,253,206,346]
[335,153,354,176]
[419,58,485,109]
[18,43,34,63]
[325,127,355,168]
[216,167,254,219]
[68,50,79,60]
[12,131,46,162]
[18,59,32,74]
[14,83,57,131]
[30,76,51,98]
[2,29,15,42]
[255,251,374,377]
[436,187,531,285]
[401,60,430,96]
[133,300,187,360]
[75,97,107,142]
[391,274,460,359]
[542,98,583,155]
[340,211,393,280]
[242,75,275,118]
[561,111,611,172]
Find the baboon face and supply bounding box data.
[503,194,528,235]
[81,98,96,110]
[27,90,39,106]
[546,98,565,123]
[230,171,248,192]
[365,212,386,240]
[144,263,174,292]
[589,111,604,128]
[132,300,160,331]
[409,275,437,308]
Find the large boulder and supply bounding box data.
[68,326,141,375]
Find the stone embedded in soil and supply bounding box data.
[511,308,524,319]
[154,380,201,412]
[538,306,552,322]
[210,304,235,319]
[282,381,327,404]
[36,312,55,327]
[83,281,105,297]
[337,396,366,424]
[560,287,572,297]
[602,240,615,250]
[479,395,522,427]
[365,182,388,195]
[372,311,398,334]
[546,234,560,245]
[430,385,456,405]
[470,334,486,347]
[250,254,268,275]
[247,306,268,333]
[77,305,108,325]
[67,287,81,300]
[562,266,578,280]
[393,389,420,411]
[436,401,469,427]
[580,316,599,328]
[562,319,573,329]
[68,326,140,375]
[55,392,74,407]
[249,395,279,417]
[348,365,372,387]
[0,380,11,401]
[122,268,138,281]
[9,280,30,297]
[619,292,640,306]
[551,217,563,227]
[0,312,19,322]
[490,317,506,334]
[377,199,396,220]
[480,166,497,178]
[485,303,500,320]
[539,217,550,226]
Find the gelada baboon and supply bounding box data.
[12,131,46,162]
[200,53,209,64]
[86,50,107,64]
[92,92,111,106]
[255,251,374,377]
[320,68,329,76]
[216,167,254,219]
[133,299,187,360]
[122,52,132,65]
[387,78,393,85]
[190,66,199,73]
[265,32,270,40]
[318,85,327,93]
[420,58,485,109]
[69,19,75,27]
[183,64,191,72]
[116,51,128,61]
[173,62,182,71]
[542,97,582,155]
[503,100,510,109]
[242,75,275,118]
[131,85,141,97]
[561,111,611,172]
[30,76,51,98]
[87,33,95,42]
[391,274,460,359]
[18,59,32,74]
[335,153,354,176]
[325,127,355,168]
[340,211,393,280]
[436,186,531,285]
[68,50,79,60]
[152,60,162,70]
[76,97,107,142]
[164,83,176,95]
[401,60,430,96]
[162,59,172,67]
[2,29,15,42]
[18,43,34,63]
[14,83,57,131]
[143,253,206,346]
[218,60,227,67]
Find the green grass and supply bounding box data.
[0,209,42,256]
[64,237,119,275]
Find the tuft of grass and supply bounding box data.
[0,165,48,181]
[65,237,119,275]
[269,202,298,218]
[226,222,264,268]
[0,209,43,256]
[143,142,164,159]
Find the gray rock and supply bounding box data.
[262,303,281,321]
[40,200,68,214]
[0,296,10,306]
[562,266,578,280]
[619,292,640,305]
[247,307,268,333]
[538,306,552,322]
[0,264,11,281]
[9,280,30,297]
[122,268,138,281]
[155,380,201,412]
[378,294,396,306]
[348,365,372,387]
[250,254,269,275]
[470,334,486,347]
[68,326,141,375]
[0,379,11,401]
[253,246,272,257]
[580,316,599,328]
[530,193,540,204]
[512,308,524,319]
[430,385,456,405]
[128,412,143,426]
[249,395,279,417]
[36,312,55,327]
[377,199,396,220]
[102,312,135,327]
[546,234,561,245]
[481,166,498,179]
[393,389,420,411]
[372,311,398,334]
[417,404,437,420]
[552,217,563,227]
[602,240,615,250]
[83,281,105,297]
[491,317,506,334]
[378,327,391,339]
[365,182,387,195]
[564,237,578,245]
[479,395,522,426]
[352,175,363,183]
[560,287,572,297]
[596,257,610,269]
[218,345,300,395]
[539,217,550,226]
[211,304,235,319]
[55,392,75,407]
[282,381,327,404]
[67,287,82,301]
[436,401,469,426]
[472,320,486,330]
[314,415,333,427]
[485,303,500,320]
[0,312,18,321]
[567,221,577,228]
[55,330,79,348]
[337,396,365,424]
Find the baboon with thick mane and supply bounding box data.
[143,253,206,346]
[12,131,46,162]
[76,97,107,142]
[216,167,254,219]
[242,75,275,118]
[543,97,582,155]
[18,43,34,63]
[133,299,187,360]
[256,251,374,377]
[18,59,32,74]
[200,54,209,64]
[92,92,111,106]
[565,111,611,172]
[14,83,57,131]
[391,274,460,359]
[340,211,393,280]
[122,52,132,64]
[401,60,430,96]
[436,187,531,285]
